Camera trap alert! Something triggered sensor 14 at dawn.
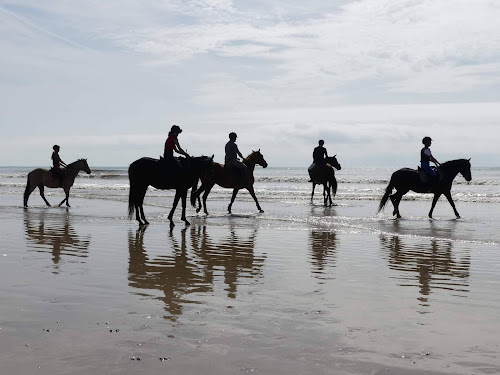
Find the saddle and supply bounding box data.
[418,166,442,184]
[50,167,65,187]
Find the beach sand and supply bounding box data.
[0,193,499,374]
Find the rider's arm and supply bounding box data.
[236,147,244,160]
[174,139,189,157]
[430,155,440,165]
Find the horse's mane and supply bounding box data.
[441,159,469,167]
[244,150,260,161]
[67,158,87,167]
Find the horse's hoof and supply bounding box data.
[196,207,201,213]
[259,209,264,213]
[169,221,175,228]
[67,204,71,208]
[184,221,191,226]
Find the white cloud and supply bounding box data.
[1,1,500,166]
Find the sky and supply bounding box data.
[1,0,499,167]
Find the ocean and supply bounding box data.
[1,163,500,374]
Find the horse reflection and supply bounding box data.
[309,230,338,279]
[380,232,470,306]
[128,224,265,320]
[24,210,91,273]
[128,228,210,320]
[189,222,265,298]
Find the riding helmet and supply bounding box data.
[422,136,432,144]
[171,125,182,134]
[53,145,60,151]
[229,132,237,139]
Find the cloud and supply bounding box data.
[1,1,500,166]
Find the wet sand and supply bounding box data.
[1,193,499,374]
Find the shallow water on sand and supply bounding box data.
[1,193,499,374]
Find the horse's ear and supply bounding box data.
[334,154,337,157]
[211,154,214,160]
[258,148,260,152]
[468,158,471,161]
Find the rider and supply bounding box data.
[164,125,189,171]
[421,136,441,190]
[51,145,67,186]
[308,140,329,180]
[225,132,247,185]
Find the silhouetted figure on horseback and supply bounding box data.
[129,125,214,227]
[308,140,329,180]
[225,132,247,186]
[51,145,67,187]
[420,136,441,192]
[163,125,190,178]
[308,140,341,206]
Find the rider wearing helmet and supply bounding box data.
[51,145,67,186]
[421,136,441,189]
[164,125,189,159]
[308,140,330,180]
[225,132,247,185]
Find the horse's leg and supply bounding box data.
[180,190,190,225]
[38,185,51,207]
[428,192,442,219]
[443,191,460,218]
[327,182,333,206]
[194,185,205,213]
[228,188,239,214]
[139,205,149,226]
[168,191,182,227]
[311,183,316,201]
[391,190,407,218]
[58,186,71,207]
[247,185,264,213]
[202,184,214,215]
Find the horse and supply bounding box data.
[24,159,91,208]
[191,150,268,215]
[377,159,472,219]
[310,155,342,206]
[128,155,214,227]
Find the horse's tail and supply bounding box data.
[128,165,136,219]
[190,178,198,207]
[23,174,31,207]
[330,176,338,197]
[378,175,395,214]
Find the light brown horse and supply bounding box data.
[24,159,91,208]
[191,150,268,215]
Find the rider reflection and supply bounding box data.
[24,210,91,273]
[127,224,266,319]
[379,233,470,307]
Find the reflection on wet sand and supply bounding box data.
[380,224,471,307]
[309,230,337,279]
[128,223,266,320]
[24,210,91,273]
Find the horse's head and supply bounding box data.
[69,159,91,174]
[460,158,472,182]
[326,155,341,170]
[248,149,268,168]
[82,159,91,174]
[195,155,215,172]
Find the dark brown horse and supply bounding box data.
[191,150,268,215]
[24,159,91,208]
[128,155,214,227]
[310,155,342,206]
[378,159,472,219]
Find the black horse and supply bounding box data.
[378,159,472,219]
[310,155,342,206]
[128,155,214,227]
